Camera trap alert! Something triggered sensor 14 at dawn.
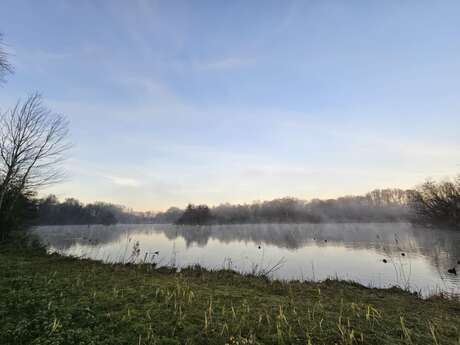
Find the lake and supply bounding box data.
[32,223,460,297]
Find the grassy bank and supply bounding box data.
[1,244,459,345]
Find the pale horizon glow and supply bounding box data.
[1,1,459,211]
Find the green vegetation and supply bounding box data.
[1,242,459,345]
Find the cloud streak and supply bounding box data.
[195,57,255,71]
[103,175,142,188]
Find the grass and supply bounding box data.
[1,243,460,345]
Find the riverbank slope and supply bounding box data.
[1,244,459,345]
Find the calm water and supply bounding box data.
[32,223,460,297]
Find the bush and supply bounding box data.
[0,189,37,241]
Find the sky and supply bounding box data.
[1,0,459,211]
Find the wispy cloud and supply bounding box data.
[115,76,176,101]
[195,57,255,71]
[104,175,142,187]
[12,47,70,73]
[62,161,143,188]
[58,158,142,187]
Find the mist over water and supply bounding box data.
[33,223,460,297]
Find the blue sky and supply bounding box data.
[1,0,459,211]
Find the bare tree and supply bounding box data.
[0,94,70,232]
[409,176,460,229]
[0,33,13,82]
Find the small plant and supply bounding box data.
[128,241,140,263]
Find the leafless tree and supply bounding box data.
[0,33,13,82]
[0,94,71,228]
[409,176,460,228]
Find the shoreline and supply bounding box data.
[1,242,460,344]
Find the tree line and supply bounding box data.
[28,178,460,229]
[35,195,155,226]
[166,181,460,229]
[31,180,460,228]
[169,188,413,225]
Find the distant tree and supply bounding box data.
[100,211,117,225]
[153,207,183,224]
[0,94,70,236]
[409,176,460,229]
[176,204,213,225]
[36,194,59,224]
[35,196,158,226]
[366,189,410,205]
[0,33,13,83]
[86,202,118,225]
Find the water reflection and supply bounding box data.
[32,223,460,297]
